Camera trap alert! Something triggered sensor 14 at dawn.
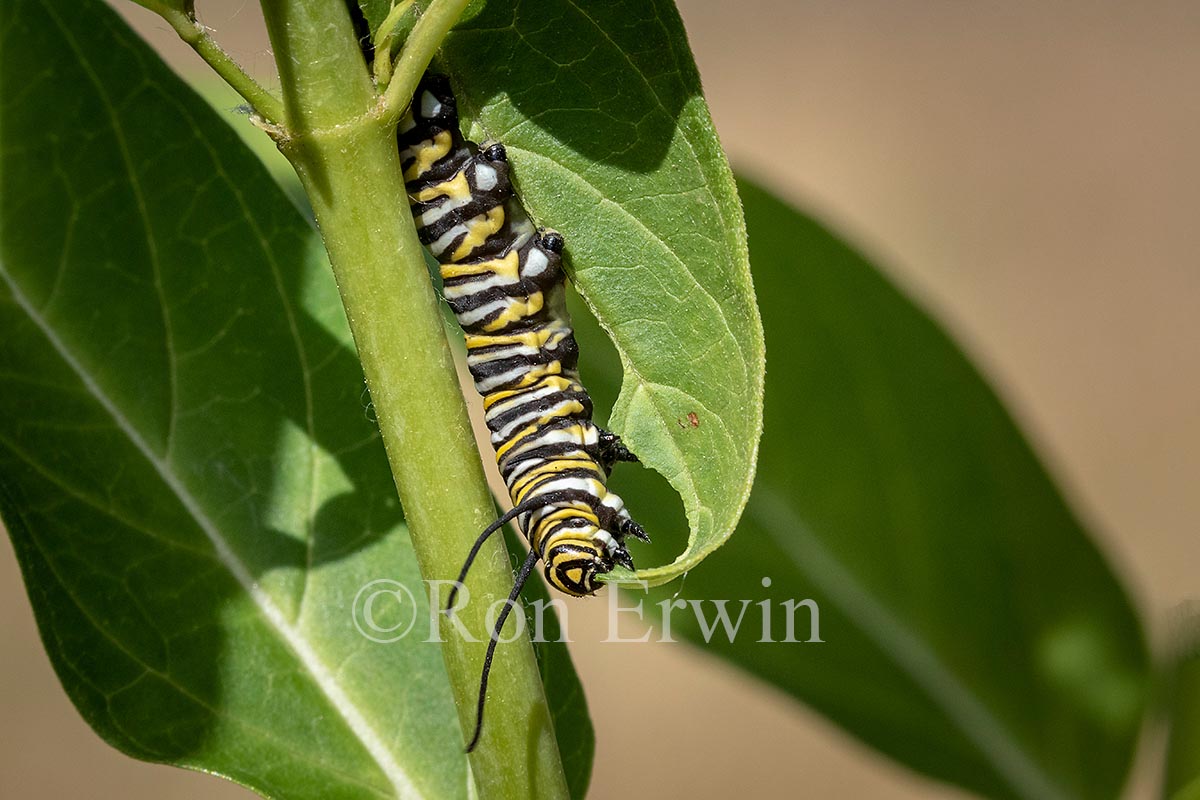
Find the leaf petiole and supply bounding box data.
[373,0,418,88]
[380,0,470,122]
[145,4,285,122]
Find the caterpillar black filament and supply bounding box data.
[397,73,648,751]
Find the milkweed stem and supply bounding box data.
[380,0,470,122]
[144,4,284,123]
[255,1,569,798]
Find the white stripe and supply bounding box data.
[474,163,498,192]
[593,529,618,553]
[599,492,626,514]
[508,215,535,247]
[467,343,535,367]
[505,396,578,440]
[528,476,604,497]
[429,223,467,258]
[498,427,591,467]
[527,501,593,533]
[418,193,473,228]
[505,456,547,481]
[0,268,424,799]
[454,296,510,327]
[489,407,546,445]
[504,424,600,449]
[491,396,579,443]
[420,91,442,118]
[501,448,593,481]
[483,385,559,423]
[522,248,550,278]
[474,363,527,393]
[444,271,520,300]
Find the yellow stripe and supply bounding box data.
[449,206,507,262]
[403,130,452,182]
[496,419,583,461]
[495,423,539,460]
[512,458,604,502]
[538,400,585,426]
[539,521,604,556]
[481,375,575,411]
[508,360,561,388]
[413,169,471,205]
[467,325,550,352]
[545,508,599,527]
[533,508,601,548]
[497,420,590,461]
[481,292,545,332]
[442,249,520,281]
[517,473,605,505]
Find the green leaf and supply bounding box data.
[433,0,764,587]
[572,178,1150,799]
[355,0,400,36]
[1165,620,1200,800]
[0,1,590,797]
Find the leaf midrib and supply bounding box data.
[0,263,422,799]
[753,488,1071,800]
[8,4,423,796]
[0,490,392,797]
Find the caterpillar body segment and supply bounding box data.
[398,73,647,598]
[397,73,649,752]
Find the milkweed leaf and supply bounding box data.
[0,1,591,797]
[434,0,764,586]
[1164,613,1200,800]
[572,178,1150,800]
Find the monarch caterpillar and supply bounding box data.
[397,73,649,751]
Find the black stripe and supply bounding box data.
[444,277,542,312]
[468,348,566,384]
[483,386,592,433]
[500,440,591,471]
[515,467,606,500]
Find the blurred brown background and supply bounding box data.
[2,1,1197,797]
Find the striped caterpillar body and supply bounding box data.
[397,73,647,750]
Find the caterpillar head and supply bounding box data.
[545,538,611,597]
[539,229,565,254]
[543,522,635,597]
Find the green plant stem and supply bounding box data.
[150,5,284,122]
[373,0,417,88]
[257,1,569,798]
[381,0,471,121]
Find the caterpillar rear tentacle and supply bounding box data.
[398,72,647,752]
